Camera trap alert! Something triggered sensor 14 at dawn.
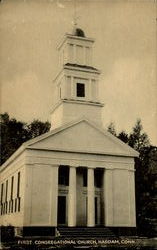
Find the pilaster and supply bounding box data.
[23,164,33,226]
[103,168,113,226]
[50,165,59,226]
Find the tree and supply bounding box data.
[107,123,129,144]
[0,113,28,165]
[26,119,51,139]
[117,130,129,143]
[0,113,51,165]
[128,119,150,151]
[107,119,150,151]
[107,122,117,136]
[135,146,157,236]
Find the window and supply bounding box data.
[17,172,20,198]
[58,166,69,186]
[1,183,4,215]
[1,183,4,204]
[10,176,14,213]
[17,172,21,212]
[11,176,14,199]
[5,180,8,214]
[15,198,17,213]
[18,197,21,212]
[77,83,85,97]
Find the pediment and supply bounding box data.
[26,119,138,157]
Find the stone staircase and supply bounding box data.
[57,227,117,238]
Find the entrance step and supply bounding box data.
[57,227,116,238]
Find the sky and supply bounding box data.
[0,0,157,145]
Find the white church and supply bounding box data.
[0,27,139,236]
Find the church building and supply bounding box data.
[0,28,139,236]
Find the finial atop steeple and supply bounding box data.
[72,0,85,37]
[73,0,78,27]
[72,0,79,28]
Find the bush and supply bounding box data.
[1,225,15,242]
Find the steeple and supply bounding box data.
[50,29,104,129]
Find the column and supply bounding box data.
[68,166,76,227]
[87,167,95,227]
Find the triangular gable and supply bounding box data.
[26,119,138,157]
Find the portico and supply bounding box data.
[58,165,103,227]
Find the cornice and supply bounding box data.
[50,99,104,114]
[57,33,95,50]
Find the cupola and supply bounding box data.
[50,29,104,129]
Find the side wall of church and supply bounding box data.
[0,152,26,227]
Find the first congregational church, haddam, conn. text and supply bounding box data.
[0,27,139,236]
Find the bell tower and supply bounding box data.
[50,28,104,129]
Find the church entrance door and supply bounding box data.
[57,196,66,225]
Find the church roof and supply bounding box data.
[1,119,139,170]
